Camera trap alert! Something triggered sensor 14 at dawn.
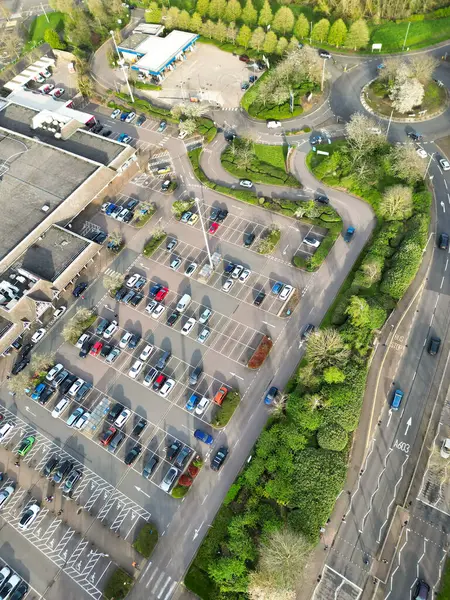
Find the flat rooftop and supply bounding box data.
[0,102,125,165]
[16,225,90,283]
[0,130,96,261]
[119,32,149,51]
[133,31,198,75]
[0,316,13,339]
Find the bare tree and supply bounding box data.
[103,271,123,294]
[7,371,31,395]
[361,260,382,285]
[379,185,413,221]
[107,230,123,248]
[249,574,296,600]
[345,112,385,164]
[235,145,254,171]
[179,118,197,135]
[409,55,438,85]
[390,143,426,183]
[306,328,350,368]
[390,77,424,113]
[30,353,56,374]
[378,57,402,84]
[62,308,95,344]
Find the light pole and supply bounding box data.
[320,58,326,92]
[402,22,411,52]
[425,152,435,179]
[110,30,134,102]
[195,197,213,269]
[386,108,394,137]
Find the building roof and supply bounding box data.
[132,31,198,75]
[15,225,90,283]
[119,32,149,51]
[134,24,164,36]
[0,129,97,262]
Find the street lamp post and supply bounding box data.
[425,152,435,179]
[110,30,134,103]
[195,197,213,269]
[321,58,326,92]
[402,22,411,52]
[386,108,394,137]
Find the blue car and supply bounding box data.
[391,389,404,411]
[194,429,214,445]
[344,226,355,242]
[186,394,200,411]
[120,112,129,122]
[149,284,162,297]
[117,133,132,143]
[264,386,278,405]
[272,281,283,295]
[105,203,117,216]
[31,383,46,401]
[125,199,139,211]
[73,282,88,297]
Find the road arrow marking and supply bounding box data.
[25,406,36,417]
[441,201,445,212]
[404,417,412,436]
[135,486,151,499]
[387,409,393,427]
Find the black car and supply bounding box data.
[210,207,220,221]
[413,580,430,600]
[316,194,329,204]
[301,323,315,339]
[254,291,266,306]
[39,386,54,405]
[62,468,82,495]
[407,130,423,141]
[224,132,236,142]
[189,365,202,386]
[166,440,182,462]
[136,115,146,126]
[73,282,88,297]
[216,209,228,222]
[125,198,139,211]
[149,284,161,298]
[11,356,30,375]
[79,339,91,358]
[249,75,257,83]
[166,311,180,327]
[100,344,112,358]
[124,445,141,465]
[130,293,143,307]
[428,337,441,356]
[174,446,192,469]
[439,232,449,250]
[102,129,112,137]
[128,333,140,349]
[123,211,134,223]
[132,418,147,438]
[115,286,128,301]
[21,343,32,357]
[123,290,135,304]
[53,368,69,387]
[224,262,235,274]
[92,123,103,134]
[43,455,59,477]
[161,179,171,191]
[211,446,228,471]
[244,232,255,247]
[76,382,92,401]
[53,459,73,484]
[107,403,124,423]
[93,231,107,244]
[143,455,158,478]
[9,581,29,600]
[11,337,23,351]
[60,373,77,395]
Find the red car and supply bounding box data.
[209,222,219,234]
[100,426,116,446]
[213,385,228,406]
[90,341,103,356]
[155,286,169,302]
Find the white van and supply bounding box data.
[0,422,15,442]
[176,293,191,313]
[52,397,69,418]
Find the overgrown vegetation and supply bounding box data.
[104,568,133,600]
[222,139,298,186]
[439,557,450,600]
[62,308,97,345]
[256,225,281,254]
[143,227,167,257]
[213,390,240,427]
[186,112,431,600]
[134,202,156,227]
[133,523,158,558]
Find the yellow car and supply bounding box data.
[188,213,199,226]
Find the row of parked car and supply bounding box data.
[101,197,139,224]
[0,564,29,600]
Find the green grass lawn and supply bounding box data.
[439,557,450,599]
[254,144,287,171]
[28,12,65,43]
[366,80,446,117]
[370,17,450,52]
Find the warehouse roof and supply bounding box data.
[133,31,198,75]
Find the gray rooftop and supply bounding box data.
[16,225,90,283]
[0,103,124,165]
[0,129,96,261]
[0,316,13,339]
[119,32,149,51]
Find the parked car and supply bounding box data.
[303,236,321,248]
[181,317,196,336]
[195,396,210,416]
[279,285,293,301]
[106,347,121,363]
[159,378,175,397]
[124,445,141,465]
[197,328,210,344]
[52,397,69,419]
[125,111,136,123]
[129,360,143,379]
[174,446,192,468]
[103,320,118,340]
[158,120,167,132]
[132,418,147,438]
[142,456,158,478]
[160,467,179,492]
[0,485,15,508]
[114,408,131,428]
[166,440,182,462]
[100,426,117,446]
[18,504,40,529]
[53,459,73,483]
[318,49,331,58]
[31,328,46,344]
[60,374,77,395]
[111,109,121,119]
[189,365,203,386]
[73,282,88,297]
[239,179,253,188]
[62,468,82,495]
[211,446,228,471]
[155,287,169,302]
[199,308,212,324]
[42,456,58,477]
[254,291,266,306]
[213,385,228,405]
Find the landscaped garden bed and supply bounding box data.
[247,335,273,369]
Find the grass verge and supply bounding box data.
[213,390,240,427]
[143,230,166,257]
[134,205,156,228]
[28,12,65,43]
[104,568,133,600]
[439,557,450,598]
[366,80,446,117]
[133,523,158,558]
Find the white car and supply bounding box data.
[160,466,179,492]
[159,378,175,398]
[152,304,166,319]
[279,284,294,301]
[31,328,46,344]
[195,396,210,416]
[126,273,140,288]
[178,130,188,140]
[115,408,131,428]
[40,68,51,78]
[222,278,234,292]
[239,268,251,283]
[0,485,15,509]
[53,305,67,319]
[416,146,427,158]
[0,422,15,442]
[119,332,133,348]
[231,265,243,279]
[267,120,281,129]
[140,344,154,360]
[303,236,321,248]
[439,157,450,171]
[111,108,121,119]
[197,328,210,344]
[116,208,130,222]
[19,504,40,530]
[76,333,90,349]
[129,360,143,379]
[52,397,69,418]
[46,363,64,382]
[34,73,45,83]
[441,438,450,459]
[38,83,54,94]
[170,257,181,271]
[181,317,196,336]
[199,308,212,324]
[184,262,198,277]
[50,87,65,98]
[68,378,84,397]
[145,300,158,314]
[125,111,136,123]
[239,179,253,188]
[103,320,118,340]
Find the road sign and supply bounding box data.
[372,43,382,51]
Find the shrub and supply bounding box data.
[133,523,158,558]
[179,474,193,487]
[248,335,273,369]
[143,228,166,257]
[172,199,195,219]
[188,464,200,478]
[257,225,281,254]
[104,568,133,600]
[172,485,189,498]
[62,309,96,345]
[317,422,349,451]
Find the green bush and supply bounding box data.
[317,422,349,451]
[172,485,189,498]
[143,230,166,257]
[185,564,215,600]
[213,391,240,427]
[133,80,162,91]
[104,568,133,600]
[133,523,158,558]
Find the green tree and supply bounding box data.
[294,13,309,39]
[317,423,348,451]
[275,36,288,55]
[250,27,266,51]
[327,18,347,47]
[214,19,227,41]
[379,185,413,221]
[258,0,273,26]
[272,7,294,35]
[66,11,93,50]
[208,557,248,593]
[306,328,350,369]
[263,30,277,53]
[287,35,298,53]
[345,18,369,49]
[237,24,252,48]
[177,9,191,29]
[189,11,203,31]
[145,1,162,22]
[196,0,210,17]
[224,0,241,23]
[201,18,216,38]
[241,0,257,26]
[323,366,346,384]
[345,295,371,327]
[311,18,330,43]
[165,6,180,29]
[227,22,237,42]
[208,0,226,19]
[44,28,66,49]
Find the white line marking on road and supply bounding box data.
[385,529,409,600]
[404,417,412,436]
[157,577,172,598]
[163,581,178,600]
[229,372,244,381]
[417,538,427,578]
[152,572,165,591]
[445,179,448,189]
[262,321,276,328]
[440,201,445,212]
[441,276,445,289]
[201,494,209,505]
[142,561,153,577]
[446,259,449,271]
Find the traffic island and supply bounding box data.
[104,568,134,600]
[247,336,273,369]
[172,457,203,498]
[133,523,158,558]
[143,228,167,258]
[212,390,241,428]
